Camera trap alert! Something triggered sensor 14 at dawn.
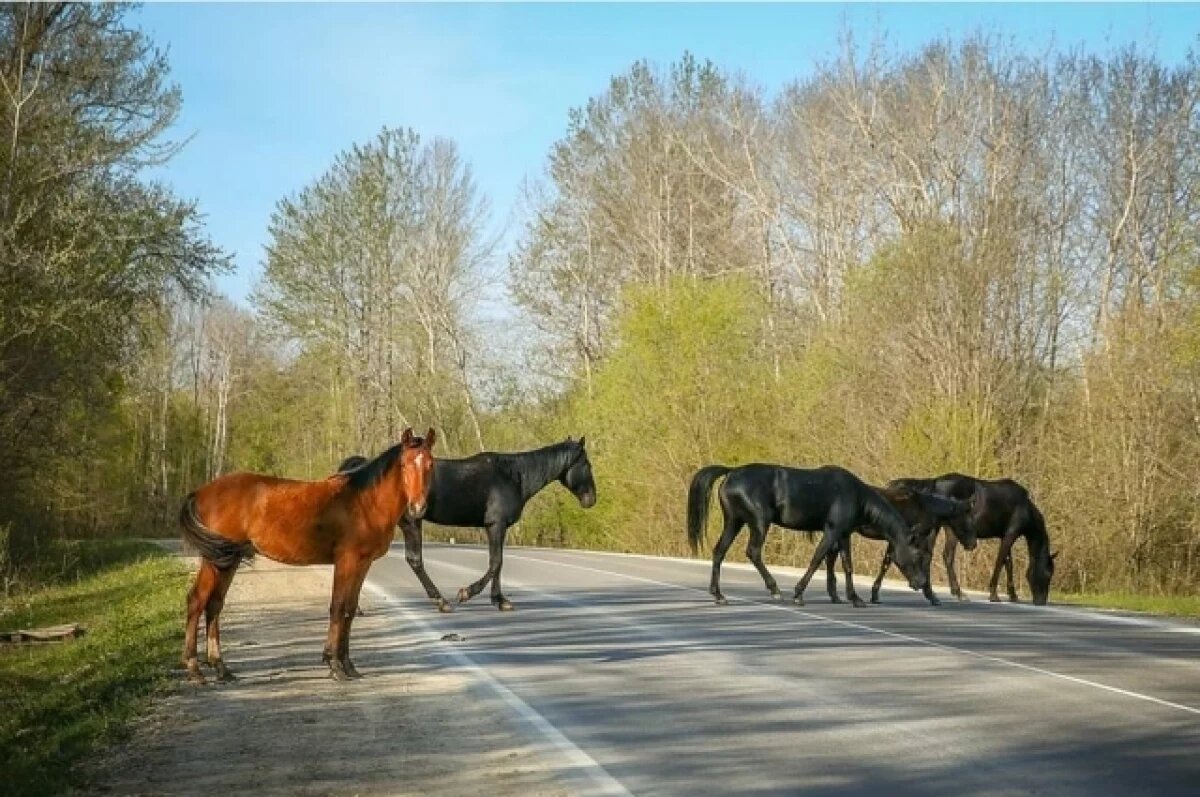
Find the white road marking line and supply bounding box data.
[495,544,1200,636]
[498,551,1200,718]
[363,579,633,797]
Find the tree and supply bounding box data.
[0,2,226,574]
[257,127,490,455]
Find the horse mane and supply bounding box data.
[344,437,426,492]
[495,440,580,499]
[337,455,368,473]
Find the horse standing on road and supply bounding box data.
[687,464,929,606]
[821,483,976,606]
[339,437,596,612]
[180,428,436,682]
[890,474,1057,604]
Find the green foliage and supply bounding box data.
[0,4,226,576]
[890,396,1002,478]
[516,277,779,554]
[0,542,187,796]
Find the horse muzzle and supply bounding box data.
[578,491,597,509]
[407,501,427,520]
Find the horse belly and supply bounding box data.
[778,507,823,532]
[246,492,340,566]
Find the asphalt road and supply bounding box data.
[365,543,1200,797]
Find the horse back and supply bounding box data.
[425,457,519,527]
[936,474,1036,540]
[192,472,355,565]
[725,464,866,531]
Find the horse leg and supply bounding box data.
[745,520,781,600]
[870,546,892,604]
[488,525,514,611]
[401,517,451,613]
[709,515,744,605]
[921,559,942,607]
[324,553,362,681]
[1003,552,1019,602]
[793,530,838,606]
[840,544,866,608]
[456,522,508,608]
[204,562,240,682]
[943,535,967,601]
[183,560,219,685]
[988,531,1020,603]
[337,561,372,679]
[824,548,842,604]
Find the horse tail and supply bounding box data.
[179,494,255,570]
[687,465,732,553]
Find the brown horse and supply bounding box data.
[179,428,436,683]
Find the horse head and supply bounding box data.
[560,436,597,509]
[1028,548,1057,606]
[399,427,437,520]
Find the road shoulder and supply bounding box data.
[82,557,568,797]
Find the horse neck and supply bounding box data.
[863,490,907,544]
[359,450,407,524]
[512,444,572,502]
[1024,510,1050,563]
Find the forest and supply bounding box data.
[2,3,1198,600]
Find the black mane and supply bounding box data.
[495,441,579,499]
[342,438,425,491]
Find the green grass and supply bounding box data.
[1058,591,1200,619]
[0,540,188,797]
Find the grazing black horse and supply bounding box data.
[822,483,976,607]
[686,464,928,606]
[890,473,1057,605]
[339,437,596,612]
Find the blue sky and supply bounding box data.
[135,3,1199,308]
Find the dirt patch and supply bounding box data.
[82,558,569,796]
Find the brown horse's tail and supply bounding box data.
[179,494,255,570]
[687,465,732,554]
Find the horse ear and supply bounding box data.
[401,427,414,446]
[578,435,586,448]
[425,428,437,449]
[1050,550,1059,561]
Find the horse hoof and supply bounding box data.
[956,594,970,603]
[216,669,237,683]
[770,591,782,601]
[714,597,728,606]
[851,599,866,608]
[829,597,843,605]
[989,594,1002,603]
[870,596,881,604]
[792,597,805,606]
[186,671,207,686]
[456,588,471,604]
[436,600,454,613]
[496,600,515,612]
[329,665,352,682]
[1008,596,1021,603]
[929,599,942,607]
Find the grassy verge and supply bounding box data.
[1057,591,1200,619]
[0,540,188,797]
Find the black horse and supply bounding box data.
[339,437,596,612]
[687,464,928,606]
[890,473,1056,604]
[821,483,976,607]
